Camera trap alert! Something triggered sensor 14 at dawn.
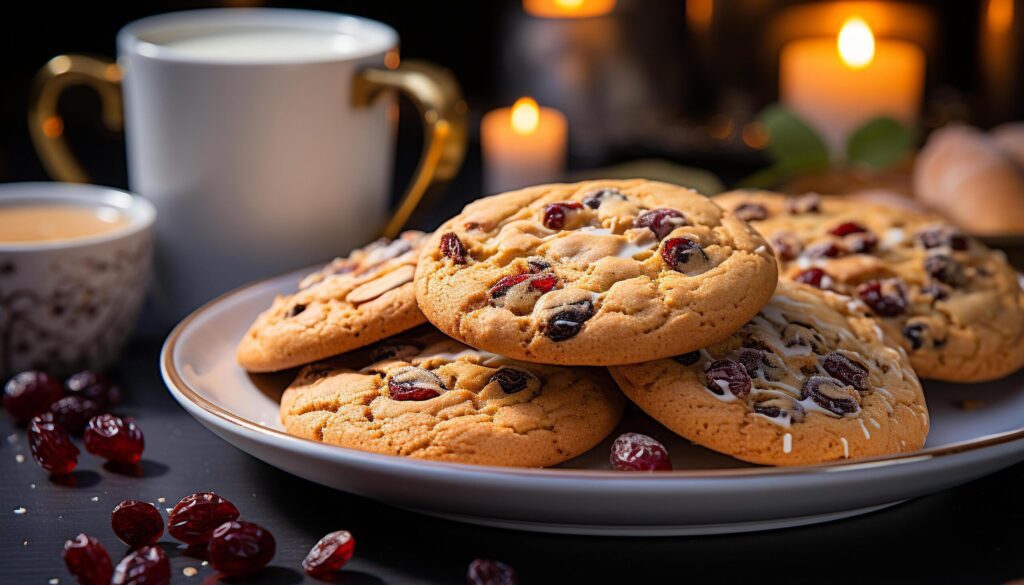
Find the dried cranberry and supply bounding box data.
[915,227,969,251]
[634,208,686,239]
[65,370,121,409]
[526,258,550,272]
[112,500,164,547]
[924,254,966,287]
[787,193,821,214]
[28,413,79,474]
[208,521,276,576]
[673,351,701,366]
[489,368,535,394]
[754,398,805,423]
[847,232,878,254]
[903,323,926,350]
[737,347,780,380]
[802,376,860,415]
[660,237,710,272]
[49,396,100,435]
[582,187,624,209]
[793,267,830,289]
[468,559,519,585]
[388,366,445,401]
[542,201,583,229]
[303,530,356,581]
[289,303,306,317]
[770,231,802,261]
[610,432,672,471]
[919,284,949,301]
[439,232,467,264]
[4,370,63,424]
[829,222,868,237]
[857,279,907,317]
[488,274,532,300]
[168,492,240,545]
[84,414,145,464]
[529,273,558,293]
[803,241,844,259]
[821,352,868,391]
[111,545,170,585]
[544,301,594,341]
[63,534,113,585]
[704,359,751,397]
[733,202,768,221]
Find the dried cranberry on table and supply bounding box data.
[84,414,145,464]
[28,413,79,475]
[4,370,63,424]
[468,559,519,585]
[63,533,114,585]
[208,520,276,576]
[112,500,165,547]
[65,370,122,408]
[610,432,673,471]
[303,530,356,581]
[49,396,101,435]
[111,545,170,585]
[168,492,241,545]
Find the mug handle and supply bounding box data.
[353,60,468,238]
[28,54,123,184]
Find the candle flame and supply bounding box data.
[511,97,540,136]
[837,17,875,68]
[522,0,615,18]
[556,0,584,8]
[987,0,1014,34]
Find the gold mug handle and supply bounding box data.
[29,55,468,238]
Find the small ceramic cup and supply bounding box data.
[0,183,155,379]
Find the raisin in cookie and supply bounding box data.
[414,180,778,366]
[716,191,1024,382]
[609,281,929,466]
[280,331,625,467]
[237,232,428,372]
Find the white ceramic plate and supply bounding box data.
[161,268,1024,536]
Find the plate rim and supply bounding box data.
[161,268,1024,481]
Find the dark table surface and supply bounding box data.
[0,340,1023,585]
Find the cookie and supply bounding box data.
[609,281,929,466]
[237,232,428,372]
[715,191,1024,382]
[414,180,778,366]
[280,330,625,467]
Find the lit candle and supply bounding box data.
[780,17,925,156]
[523,0,615,18]
[482,97,568,194]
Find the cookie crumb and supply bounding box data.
[840,437,849,458]
[182,567,198,577]
[13,507,26,515]
[90,496,99,502]
[15,454,24,463]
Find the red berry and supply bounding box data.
[634,208,685,239]
[49,396,101,435]
[487,273,533,300]
[208,521,276,576]
[828,221,868,237]
[857,279,907,317]
[793,267,830,289]
[468,559,518,585]
[4,370,63,424]
[733,202,768,221]
[168,492,240,545]
[704,359,751,397]
[542,201,583,229]
[84,414,145,464]
[610,432,672,471]
[63,533,113,585]
[112,545,170,585]
[787,193,821,214]
[803,241,844,259]
[28,413,79,474]
[660,237,709,271]
[528,273,558,293]
[440,232,468,264]
[65,370,122,408]
[302,530,356,581]
[112,500,164,547]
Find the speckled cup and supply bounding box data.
[0,183,155,379]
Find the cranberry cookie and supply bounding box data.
[716,191,1024,382]
[237,232,428,372]
[414,180,778,366]
[280,331,624,467]
[609,281,929,466]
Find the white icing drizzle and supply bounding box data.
[796,256,813,269]
[753,411,792,428]
[869,418,881,429]
[754,245,767,254]
[615,238,657,259]
[783,433,793,453]
[797,396,847,418]
[858,418,871,439]
[578,226,612,235]
[840,437,850,458]
[883,227,905,247]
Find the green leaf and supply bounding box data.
[846,117,914,169]
[758,105,830,167]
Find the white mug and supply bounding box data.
[30,8,466,321]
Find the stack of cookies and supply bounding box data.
[236,180,1024,467]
